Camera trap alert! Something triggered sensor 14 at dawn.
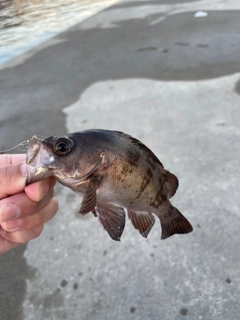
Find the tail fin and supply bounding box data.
[159,204,193,240]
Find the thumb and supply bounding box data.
[0,163,28,199]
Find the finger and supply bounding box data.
[1,198,59,232]
[0,225,44,244]
[24,177,56,202]
[0,189,55,224]
[0,228,20,255]
[0,154,26,166]
[0,162,28,199]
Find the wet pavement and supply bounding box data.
[0,0,240,319]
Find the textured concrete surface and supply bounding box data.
[0,0,240,319]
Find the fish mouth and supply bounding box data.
[26,136,53,184]
[26,166,51,184]
[26,136,42,166]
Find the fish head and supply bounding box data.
[26,133,101,186]
[26,135,74,184]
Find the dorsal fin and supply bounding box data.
[164,170,179,198]
[128,210,155,238]
[79,179,97,215]
[95,203,125,241]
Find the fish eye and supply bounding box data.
[53,138,73,155]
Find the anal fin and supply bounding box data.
[128,210,155,238]
[79,179,97,215]
[95,203,125,241]
[159,204,193,239]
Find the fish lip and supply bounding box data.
[26,136,53,184]
[26,136,42,166]
[26,166,50,184]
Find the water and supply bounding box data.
[0,0,118,65]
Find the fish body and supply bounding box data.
[26,130,193,241]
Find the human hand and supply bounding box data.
[0,154,58,255]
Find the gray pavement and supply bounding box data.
[0,0,240,319]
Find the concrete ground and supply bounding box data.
[0,0,240,319]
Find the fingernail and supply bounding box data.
[43,182,51,197]
[2,219,21,231]
[0,203,20,222]
[20,163,28,177]
[34,182,51,202]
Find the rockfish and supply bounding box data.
[26,130,193,241]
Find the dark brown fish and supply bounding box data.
[26,130,193,241]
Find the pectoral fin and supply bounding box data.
[79,179,97,215]
[128,210,155,238]
[94,203,125,241]
[164,170,179,198]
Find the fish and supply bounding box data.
[26,129,193,241]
